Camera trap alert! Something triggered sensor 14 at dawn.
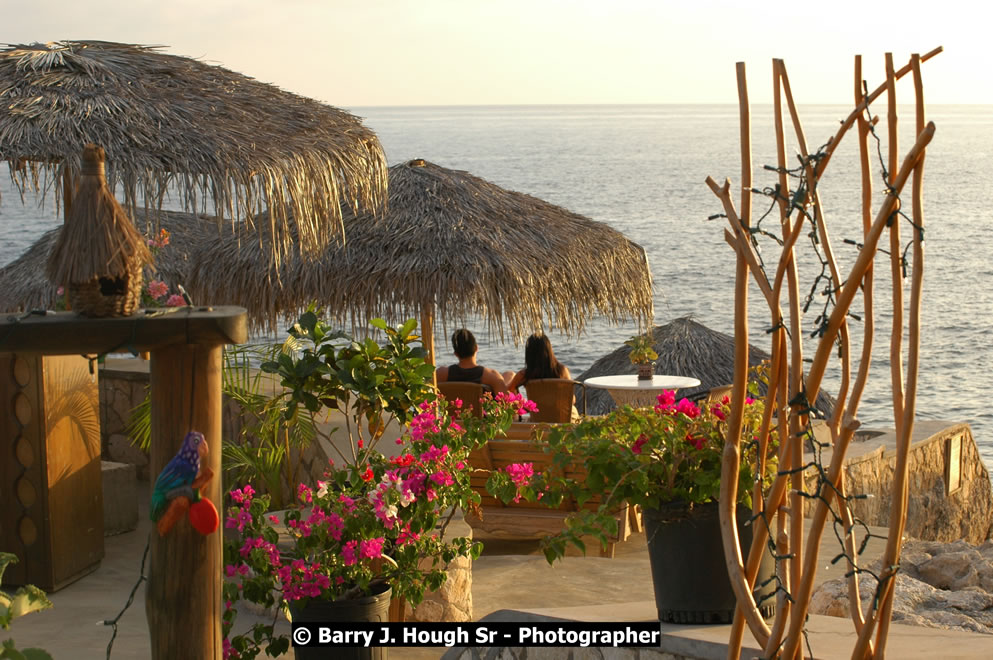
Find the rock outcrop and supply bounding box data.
[810,538,993,634]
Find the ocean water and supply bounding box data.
[2,104,991,470]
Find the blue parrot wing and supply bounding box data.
[150,455,198,521]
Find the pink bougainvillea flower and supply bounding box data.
[147,280,169,300]
[675,397,700,419]
[504,462,534,488]
[711,404,727,421]
[165,293,186,307]
[361,467,375,482]
[655,390,676,412]
[341,540,359,566]
[359,537,385,559]
[632,434,648,455]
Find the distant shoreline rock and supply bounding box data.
[811,538,993,635]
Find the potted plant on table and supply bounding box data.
[624,333,658,380]
[221,311,526,660]
[488,370,779,624]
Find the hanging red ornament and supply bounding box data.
[188,498,219,535]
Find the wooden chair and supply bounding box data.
[690,384,733,405]
[467,430,635,558]
[438,381,488,417]
[524,378,586,423]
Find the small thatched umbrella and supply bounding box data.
[578,317,835,417]
[183,159,655,359]
[0,209,219,313]
[0,40,387,260]
[46,144,152,316]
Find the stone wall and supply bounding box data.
[404,518,474,623]
[803,421,993,544]
[99,360,153,480]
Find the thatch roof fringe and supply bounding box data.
[0,40,387,261]
[182,160,655,338]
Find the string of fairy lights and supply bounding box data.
[709,90,925,657]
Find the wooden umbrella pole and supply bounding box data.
[62,167,74,222]
[422,304,437,388]
[875,53,927,657]
[779,122,933,660]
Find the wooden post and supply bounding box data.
[146,343,223,659]
[422,304,436,387]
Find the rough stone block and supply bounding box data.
[102,460,138,535]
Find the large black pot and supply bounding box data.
[643,502,776,624]
[289,583,392,660]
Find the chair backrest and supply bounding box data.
[705,385,732,404]
[438,381,487,417]
[524,378,585,423]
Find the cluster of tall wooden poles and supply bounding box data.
[708,47,941,659]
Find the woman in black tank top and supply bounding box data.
[446,363,485,383]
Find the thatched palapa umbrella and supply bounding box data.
[0,208,218,313]
[185,159,655,360]
[578,317,835,417]
[0,40,387,260]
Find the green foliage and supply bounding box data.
[260,309,437,460]
[221,340,316,510]
[624,333,658,365]
[125,389,152,453]
[223,390,523,657]
[0,554,53,660]
[487,368,778,564]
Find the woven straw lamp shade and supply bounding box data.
[45,144,152,317]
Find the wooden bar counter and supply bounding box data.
[0,305,247,660]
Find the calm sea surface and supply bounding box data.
[2,104,991,469]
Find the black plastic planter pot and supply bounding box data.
[289,583,392,660]
[643,502,776,624]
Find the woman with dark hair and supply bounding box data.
[436,328,510,393]
[506,333,571,392]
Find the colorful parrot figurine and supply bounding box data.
[150,431,217,536]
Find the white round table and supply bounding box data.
[584,374,702,408]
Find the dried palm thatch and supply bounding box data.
[0,208,220,313]
[47,144,151,294]
[577,317,835,416]
[0,40,387,260]
[183,159,655,339]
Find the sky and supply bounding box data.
[0,0,987,107]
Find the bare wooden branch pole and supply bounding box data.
[711,50,939,659]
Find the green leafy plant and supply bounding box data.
[221,309,528,658]
[261,309,437,462]
[624,333,658,365]
[221,341,317,510]
[488,371,777,563]
[0,553,54,660]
